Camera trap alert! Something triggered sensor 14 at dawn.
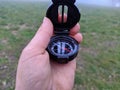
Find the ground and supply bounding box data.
[0,1,120,90]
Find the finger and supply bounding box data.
[71,33,83,43]
[58,13,67,23]
[70,23,80,35]
[26,17,53,53]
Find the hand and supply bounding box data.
[15,17,82,90]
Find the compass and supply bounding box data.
[46,0,81,63]
[47,36,79,63]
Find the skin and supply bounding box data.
[15,17,82,90]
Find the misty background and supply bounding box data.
[0,0,120,90]
[1,0,120,7]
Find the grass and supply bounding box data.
[0,1,120,90]
[75,5,120,90]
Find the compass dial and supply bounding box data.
[47,35,79,63]
[51,41,73,55]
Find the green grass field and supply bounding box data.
[0,1,120,90]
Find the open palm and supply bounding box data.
[15,17,82,90]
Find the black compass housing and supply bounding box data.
[46,0,81,64]
[47,35,79,63]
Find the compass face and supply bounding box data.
[47,35,79,63]
[51,41,74,56]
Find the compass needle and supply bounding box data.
[61,42,65,54]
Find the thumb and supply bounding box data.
[26,17,53,53]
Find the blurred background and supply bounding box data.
[0,0,120,90]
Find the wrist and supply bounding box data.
[15,85,25,90]
[52,83,73,90]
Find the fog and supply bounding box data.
[77,0,111,6]
[1,0,120,7]
[76,0,120,7]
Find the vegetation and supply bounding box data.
[0,1,120,90]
